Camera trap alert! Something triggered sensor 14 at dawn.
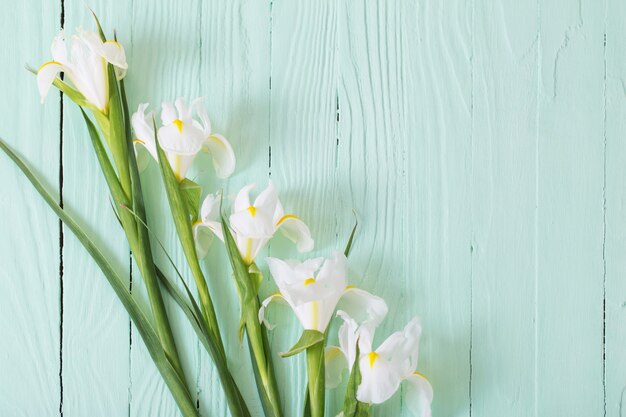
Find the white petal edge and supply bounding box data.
[234,183,256,213]
[204,134,236,179]
[325,346,348,388]
[404,373,433,417]
[258,292,286,330]
[200,193,221,222]
[37,62,64,103]
[338,287,388,329]
[276,214,314,252]
[192,222,215,259]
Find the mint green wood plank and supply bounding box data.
[398,1,473,416]
[536,1,605,415]
[336,2,408,415]
[126,2,204,415]
[0,1,61,415]
[471,1,538,415]
[606,1,626,415]
[269,1,338,415]
[196,2,270,416]
[61,4,132,415]
[337,1,473,415]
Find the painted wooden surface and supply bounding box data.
[0,1,624,416]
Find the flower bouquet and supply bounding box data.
[1,11,433,417]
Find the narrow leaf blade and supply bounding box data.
[0,138,198,417]
[281,330,325,358]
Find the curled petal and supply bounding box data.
[133,140,153,172]
[193,223,214,259]
[192,222,215,259]
[338,287,388,329]
[234,183,255,213]
[174,97,192,121]
[258,292,286,330]
[131,104,156,146]
[193,97,212,135]
[325,346,348,388]
[36,61,64,103]
[161,101,177,125]
[200,193,221,223]
[204,134,236,179]
[405,373,433,417]
[336,310,361,367]
[275,214,314,252]
[100,40,128,79]
[254,181,278,211]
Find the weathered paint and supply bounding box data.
[0,1,622,416]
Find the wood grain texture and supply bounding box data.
[269,0,338,415]
[471,1,539,416]
[0,1,61,416]
[0,0,624,416]
[195,2,269,416]
[605,1,626,416]
[61,3,133,416]
[126,1,203,416]
[537,1,605,415]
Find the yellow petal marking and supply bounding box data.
[304,277,316,286]
[368,351,379,368]
[276,214,299,226]
[413,371,430,382]
[192,220,203,227]
[244,238,253,265]
[310,301,319,330]
[345,285,355,289]
[104,40,121,47]
[247,206,257,217]
[133,138,145,145]
[38,61,62,73]
[172,119,183,133]
[173,155,183,181]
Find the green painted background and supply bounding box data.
[1,1,624,416]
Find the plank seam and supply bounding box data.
[469,0,475,415]
[534,1,541,415]
[268,0,274,180]
[58,1,65,416]
[602,8,608,416]
[128,2,135,414]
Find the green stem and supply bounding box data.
[0,137,198,417]
[188,255,224,355]
[244,296,283,417]
[306,341,325,417]
[119,80,187,381]
[82,105,187,382]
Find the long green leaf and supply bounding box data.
[106,64,132,198]
[343,342,370,417]
[80,109,128,208]
[119,203,251,416]
[116,79,188,382]
[221,217,283,417]
[0,138,198,417]
[344,213,358,258]
[155,267,251,417]
[306,340,326,417]
[281,330,325,358]
[154,124,222,349]
[81,104,186,381]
